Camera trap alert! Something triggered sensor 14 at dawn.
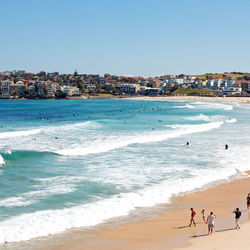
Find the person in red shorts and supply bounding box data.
[189,208,196,226]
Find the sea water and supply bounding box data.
[0,99,250,243]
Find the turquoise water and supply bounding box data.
[0,99,250,243]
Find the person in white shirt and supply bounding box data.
[207,211,216,235]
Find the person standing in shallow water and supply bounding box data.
[189,208,196,226]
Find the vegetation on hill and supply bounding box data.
[195,72,250,80]
[172,88,216,96]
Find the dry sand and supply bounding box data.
[126,95,250,104]
[175,220,250,250]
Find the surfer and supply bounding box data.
[186,142,189,146]
[225,144,228,150]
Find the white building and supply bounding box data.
[61,86,79,96]
[85,84,96,90]
[206,79,215,89]
[222,87,242,96]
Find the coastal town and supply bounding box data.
[0,70,250,99]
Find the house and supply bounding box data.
[234,80,248,93]
[37,81,46,97]
[225,79,236,89]
[115,84,137,95]
[206,79,215,89]
[9,82,26,98]
[61,86,79,96]
[45,81,55,98]
[1,80,13,99]
[143,87,159,96]
[85,83,96,90]
[98,77,106,86]
[28,85,36,97]
[213,79,224,89]
[221,87,242,96]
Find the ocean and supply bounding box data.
[0,99,250,244]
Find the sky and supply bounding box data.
[0,0,250,76]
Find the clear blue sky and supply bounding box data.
[1,0,250,76]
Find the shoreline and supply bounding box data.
[4,172,250,250]
[2,95,250,103]
[126,95,250,104]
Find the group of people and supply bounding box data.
[188,193,250,235]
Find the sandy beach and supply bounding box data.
[5,171,249,250]
[126,95,250,104]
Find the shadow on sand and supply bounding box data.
[215,228,235,233]
[190,234,208,238]
[174,222,204,229]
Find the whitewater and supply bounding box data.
[0,99,250,245]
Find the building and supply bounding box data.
[213,79,224,89]
[61,86,79,96]
[98,77,106,86]
[37,81,46,97]
[9,82,26,98]
[1,80,13,99]
[28,85,36,97]
[115,84,137,95]
[206,79,215,89]
[85,83,96,90]
[143,87,159,96]
[45,81,55,98]
[225,79,236,89]
[221,87,242,96]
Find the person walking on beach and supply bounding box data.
[233,208,241,229]
[201,209,206,223]
[207,212,216,235]
[247,193,250,210]
[189,208,196,227]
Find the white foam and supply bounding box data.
[191,102,233,111]
[174,104,195,109]
[0,121,100,141]
[0,197,33,207]
[0,129,41,139]
[0,154,5,166]
[225,118,237,123]
[47,121,102,132]
[0,165,240,244]
[0,181,77,208]
[165,121,223,132]
[185,114,211,121]
[57,121,224,156]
